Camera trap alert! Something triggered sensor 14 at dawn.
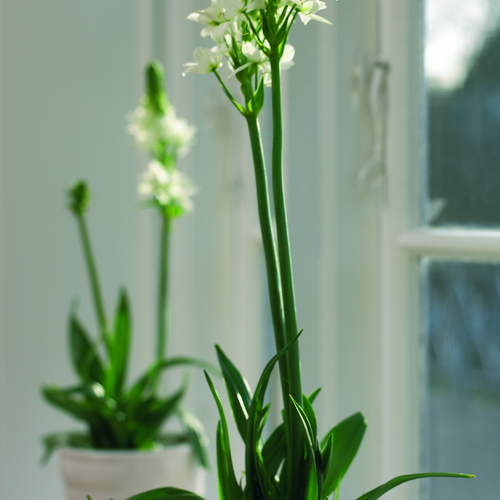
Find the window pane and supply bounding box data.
[425,0,500,227]
[423,260,500,500]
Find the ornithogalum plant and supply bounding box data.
[124,2,474,500]
[41,61,216,467]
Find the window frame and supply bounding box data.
[380,1,500,500]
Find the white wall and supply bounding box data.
[0,1,149,498]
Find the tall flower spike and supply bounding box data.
[128,60,196,161]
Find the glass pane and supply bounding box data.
[424,0,500,227]
[423,260,500,500]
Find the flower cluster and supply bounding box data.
[128,61,197,218]
[138,160,197,217]
[127,104,195,160]
[184,0,330,88]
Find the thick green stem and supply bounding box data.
[269,47,303,498]
[245,113,290,429]
[158,213,171,363]
[77,215,107,334]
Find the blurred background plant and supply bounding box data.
[40,61,216,467]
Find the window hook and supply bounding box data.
[357,60,390,190]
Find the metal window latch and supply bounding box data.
[357,60,390,190]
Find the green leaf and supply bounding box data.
[107,289,131,397]
[215,345,252,441]
[216,422,233,500]
[320,433,334,480]
[68,314,104,384]
[205,372,243,500]
[176,407,210,469]
[246,332,302,499]
[254,446,280,500]
[354,472,474,500]
[308,388,322,405]
[127,357,221,413]
[41,384,100,424]
[302,394,317,440]
[290,396,320,500]
[321,412,367,498]
[133,376,189,444]
[262,423,287,479]
[125,487,207,500]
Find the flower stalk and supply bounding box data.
[157,213,171,362]
[269,45,304,499]
[245,112,290,429]
[129,61,197,369]
[76,215,107,335]
[68,181,107,336]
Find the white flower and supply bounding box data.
[228,41,268,78]
[127,105,196,158]
[138,160,197,212]
[286,0,331,25]
[164,108,197,158]
[188,0,246,42]
[183,47,223,75]
[242,42,266,64]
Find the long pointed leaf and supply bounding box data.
[291,396,320,500]
[354,472,474,500]
[133,376,189,445]
[320,433,334,480]
[308,388,322,405]
[216,422,235,500]
[254,447,281,500]
[41,384,99,424]
[302,393,317,440]
[321,412,367,497]
[69,314,104,384]
[127,357,221,413]
[110,289,131,397]
[176,407,210,468]
[262,423,287,479]
[205,372,243,500]
[215,344,252,440]
[246,331,303,500]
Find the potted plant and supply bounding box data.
[41,61,218,500]
[124,2,474,500]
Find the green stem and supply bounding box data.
[269,47,303,498]
[158,213,171,363]
[245,113,290,429]
[77,215,107,335]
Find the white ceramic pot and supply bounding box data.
[60,445,206,500]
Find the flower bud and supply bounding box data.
[67,180,90,216]
[145,60,168,116]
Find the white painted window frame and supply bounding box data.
[379,2,500,500]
